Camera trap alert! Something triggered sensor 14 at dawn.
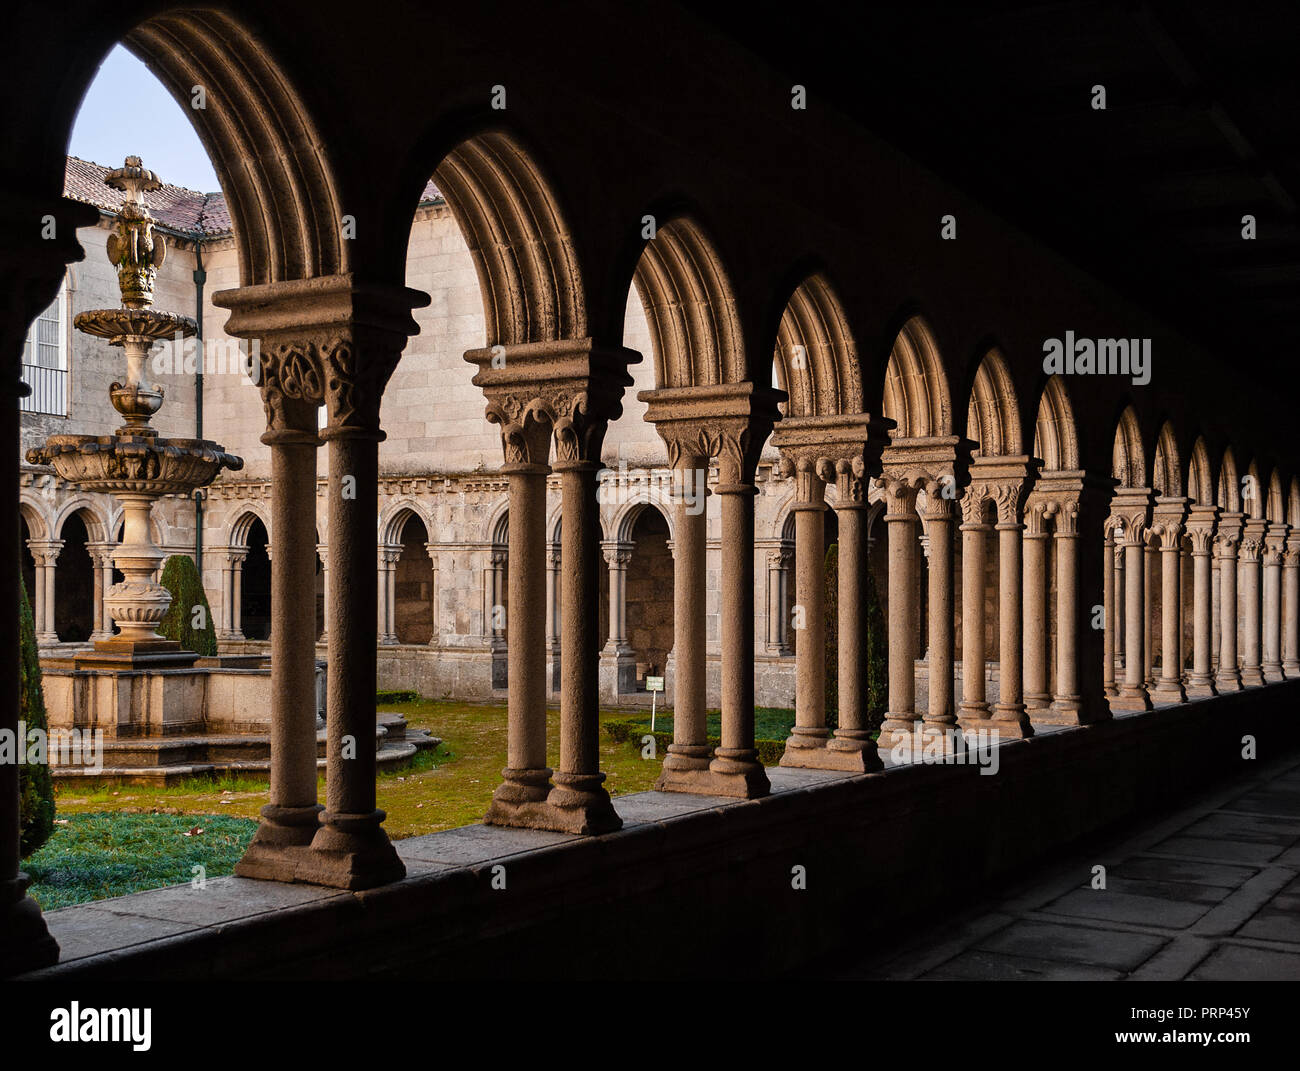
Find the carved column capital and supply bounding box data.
[602,541,634,568]
[640,382,784,490]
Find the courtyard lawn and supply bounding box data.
[28,698,796,907]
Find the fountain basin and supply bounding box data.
[73,307,195,344]
[26,434,243,494]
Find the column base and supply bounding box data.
[302,810,406,890]
[1215,672,1243,693]
[541,774,623,835]
[0,875,58,977]
[705,748,770,798]
[234,803,325,882]
[1241,667,1266,687]
[877,715,921,751]
[1263,662,1285,683]
[1185,678,1218,699]
[779,726,831,767]
[483,766,555,828]
[1151,681,1187,704]
[1109,686,1153,712]
[815,730,885,772]
[990,705,1034,739]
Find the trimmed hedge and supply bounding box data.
[604,711,793,767]
[158,554,217,656]
[19,572,55,856]
[377,689,420,704]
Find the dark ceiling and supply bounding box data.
[686,0,1300,381]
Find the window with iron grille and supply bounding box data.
[20,281,68,416]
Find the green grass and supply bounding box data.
[23,812,258,910]
[621,706,796,741]
[27,698,799,909]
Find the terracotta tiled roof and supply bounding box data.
[64,156,444,240]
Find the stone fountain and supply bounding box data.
[27,157,242,665]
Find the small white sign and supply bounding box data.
[646,675,664,693]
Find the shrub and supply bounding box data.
[19,572,55,856]
[158,554,217,656]
[377,689,419,704]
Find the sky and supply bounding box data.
[67,44,221,193]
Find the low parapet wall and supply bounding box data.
[25,682,1299,979]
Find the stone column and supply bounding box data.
[877,475,921,750]
[471,338,637,827]
[1184,507,1219,698]
[641,382,782,798]
[991,481,1032,737]
[1111,496,1153,711]
[229,549,248,640]
[424,543,439,643]
[958,489,990,727]
[1114,546,1126,672]
[86,543,113,640]
[1239,518,1267,687]
[1102,522,1118,698]
[28,540,61,644]
[2,197,93,975]
[780,457,830,760]
[1051,495,1083,718]
[824,457,884,771]
[1022,501,1054,713]
[378,545,401,645]
[656,453,713,790]
[216,277,426,889]
[1283,536,1300,677]
[1262,525,1287,681]
[1151,499,1188,704]
[921,487,957,733]
[316,543,330,644]
[235,387,324,880]
[544,544,560,686]
[765,547,793,654]
[601,541,635,694]
[1143,537,1156,688]
[1215,514,1244,692]
[1210,551,1221,672]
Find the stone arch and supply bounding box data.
[610,493,678,544]
[1245,460,1265,520]
[485,499,510,546]
[1112,406,1146,488]
[123,10,346,285]
[1153,421,1183,497]
[1032,375,1079,471]
[631,216,744,388]
[967,348,1022,457]
[1219,447,1242,513]
[771,273,862,417]
[431,130,585,348]
[51,497,109,543]
[380,500,435,546]
[1187,436,1215,507]
[882,315,951,438]
[1289,477,1300,527]
[228,507,272,549]
[17,496,50,542]
[1266,468,1285,524]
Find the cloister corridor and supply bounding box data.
[4,1,1300,1010]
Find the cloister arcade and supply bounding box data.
[4,1,1300,975]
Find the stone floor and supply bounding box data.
[833,750,1300,980]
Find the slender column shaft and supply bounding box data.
[1053,528,1080,711]
[1103,532,1117,696]
[1023,529,1050,709]
[992,520,1029,733]
[659,459,710,780]
[1240,533,1264,686]
[1125,540,1147,694]
[708,484,768,793]
[1283,548,1300,676]
[1263,540,1284,679]
[42,555,56,639]
[958,516,989,722]
[1114,553,1125,669]
[833,505,867,738]
[924,500,956,729]
[1143,543,1155,686]
[789,496,827,746]
[547,463,619,831]
[489,466,552,810]
[232,558,244,638]
[1155,536,1186,702]
[881,510,918,740]
[1217,540,1242,690]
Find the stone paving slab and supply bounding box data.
[835,751,1300,980]
[46,907,195,962]
[395,824,578,865]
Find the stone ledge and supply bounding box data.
[20,681,1300,979]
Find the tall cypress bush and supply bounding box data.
[158,554,217,656]
[19,572,55,856]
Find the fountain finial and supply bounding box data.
[103,156,166,309]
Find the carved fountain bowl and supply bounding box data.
[27,434,243,495]
[73,308,197,344]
